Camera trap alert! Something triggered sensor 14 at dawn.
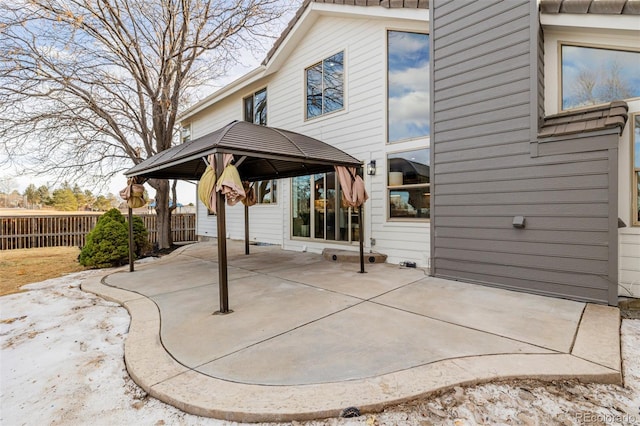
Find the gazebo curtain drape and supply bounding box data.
[198,154,246,214]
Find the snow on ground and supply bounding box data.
[1,273,639,426]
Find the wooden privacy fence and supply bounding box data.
[0,213,196,250]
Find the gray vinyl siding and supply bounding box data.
[430,0,617,304]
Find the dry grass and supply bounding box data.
[0,247,87,296]
[0,208,102,216]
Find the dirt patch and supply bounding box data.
[0,315,27,324]
[620,298,640,320]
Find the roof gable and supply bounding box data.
[263,0,429,65]
[180,1,428,121]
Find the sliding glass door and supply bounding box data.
[292,172,359,243]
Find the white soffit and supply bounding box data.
[541,13,640,32]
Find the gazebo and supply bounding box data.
[124,120,367,314]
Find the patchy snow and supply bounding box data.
[1,273,639,426]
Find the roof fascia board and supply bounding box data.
[540,13,640,32]
[178,66,266,121]
[262,5,317,77]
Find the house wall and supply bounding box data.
[430,0,618,304]
[191,11,430,266]
[542,26,640,298]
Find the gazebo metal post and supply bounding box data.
[215,152,231,314]
[244,203,250,255]
[128,207,135,272]
[358,206,365,274]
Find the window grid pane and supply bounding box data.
[254,180,277,204]
[292,176,311,237]
[306,52,344,119]
[387,149,430,219]
[254,89,267,125]
[323,52,344,114]
[243,89,267,125]
[388,31,430,143]
[306,63,323,119]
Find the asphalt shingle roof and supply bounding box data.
[539,0,640,14]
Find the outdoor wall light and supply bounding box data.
[367,160,376,176]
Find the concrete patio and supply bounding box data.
[82,240,622,423]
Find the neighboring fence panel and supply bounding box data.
[141,214,197,246]
[0,213,196,250]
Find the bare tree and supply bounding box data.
[0,0,290,248]
[0,177,17,208]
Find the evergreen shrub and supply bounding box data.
[79,208,150,268]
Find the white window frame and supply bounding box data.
[558,41,640,113]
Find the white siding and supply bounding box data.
[270,15,430,265]
[189,12,429,265]
[196,198,283,245]
[196,199,216,239]
[620,229,640,298]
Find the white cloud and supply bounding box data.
[389,90,430,141]
[389,63,429,93]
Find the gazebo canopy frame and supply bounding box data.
[125,121,366,314]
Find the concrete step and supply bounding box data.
[322,248,387,264]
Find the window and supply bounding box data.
[292,172,360,242]
[181,125,191,143]
[243,88,267,125]
[388,149,430,219]
[561,45,640,110]
[633,115,640,226]
[255,180,277,204]
[388,31,430,143]
[306,52,344,119]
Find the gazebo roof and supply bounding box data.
[125,121,362,181]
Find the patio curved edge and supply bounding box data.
[81,275,622,424]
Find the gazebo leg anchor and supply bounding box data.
[213,309,234,315]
